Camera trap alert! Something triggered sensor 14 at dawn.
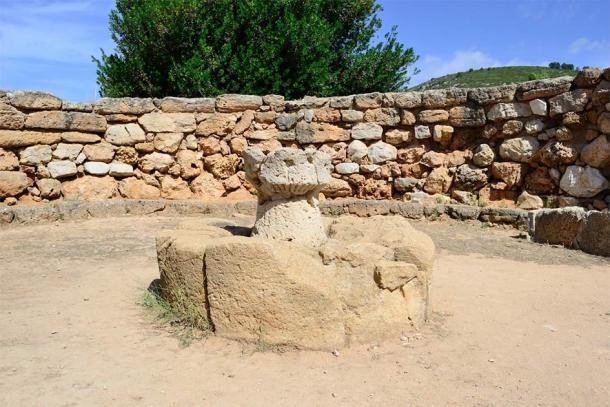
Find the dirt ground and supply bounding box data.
[1,215,609,406]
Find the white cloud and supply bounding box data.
[411,50,531,85]
[569,37,610,54]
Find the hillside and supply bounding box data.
[409,66,578,91]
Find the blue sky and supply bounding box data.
[1,0,609,101]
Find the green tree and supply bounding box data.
[94,0,418,98]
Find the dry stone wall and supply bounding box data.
[1,67,610,210]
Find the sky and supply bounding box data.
[0,0,609,102]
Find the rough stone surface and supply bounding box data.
[62,176,117,200]
[20,145,52,165]
[499,136,540,163]
[105,123,146,146]
[8,91,62,110]
[216,94,263,112]
[517,191,543,209]
[368,141,397,164]
[47,160,77,179]
[350,123,383,140]
[472,144,495,167]
[559,165,609,198]
[580,135,610,168]
[138,112,196,133]
[0,171,32,198]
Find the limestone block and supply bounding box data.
[36,178,61,199]
[84,161,110,175]
[60,131,101,144]
[157,97,215,113]
[0,130,60,152]
[20,145,52,165]
[487,103,532,121]
[47,160,77,179]
[108,162,134,177]
[581,135,610,168]
[350,122,383,140]
[498,136,540,162]
[559,165,609,198]
[367,141,397,164]
[335,162,359,175]
[53,143,83,160]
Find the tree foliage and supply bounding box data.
[94,0,418,98]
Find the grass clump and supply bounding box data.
[140,283,211,347]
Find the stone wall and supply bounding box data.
[1,67,609,209]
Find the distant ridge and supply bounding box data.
[410,66,578,91]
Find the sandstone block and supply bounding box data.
[153,132,183,153]
[216,94,262,112]
[363,108,400,125]
[8,91,62,110]
[0,148,18,171]
[374,261,419,291]
[418,109,449,124]
[0,171,32,198]
[62,175,117,200]
[516,76,573,100]
[573,68,603,88]
[105,123,146,146]
[83,142,115,163]
[549,89,589,117]
[36,178,61,199]
[400,110,416,125]
[139,152,174,173]
[94,98,155,115]
[191,172,225,199]
[161,175,192,199]
[118,177,160,199]
[60,131,101,143]
[0,102,25,129]
[421,88,467,108]
[139,112,196,133]
[467,85,516,104]
[243,128,278,141]
[517,191,543,209]
[598,112,610,133]
[491,162,524,188]
[580,135,610,168]
[196,113,237,136]
[295,122,349,144]
[204,153,238,179]
[424,167,452,194]
[448,106,486,127]
[321,177,352,197]
[384,129,411,145]
[472,144,495,167]
[341,109,364,122]
[433,125,454,145]
[25,111,69,130]
[69,112,107,133]
[536,140,578,167]
[354,93,382,109]
[393,92,422,108]
[531,207,585,248]
[157,97,215,113]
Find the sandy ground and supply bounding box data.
[1,215,609,406]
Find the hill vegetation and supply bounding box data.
[410,65,578,91]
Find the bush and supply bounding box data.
[94,0,418,98]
